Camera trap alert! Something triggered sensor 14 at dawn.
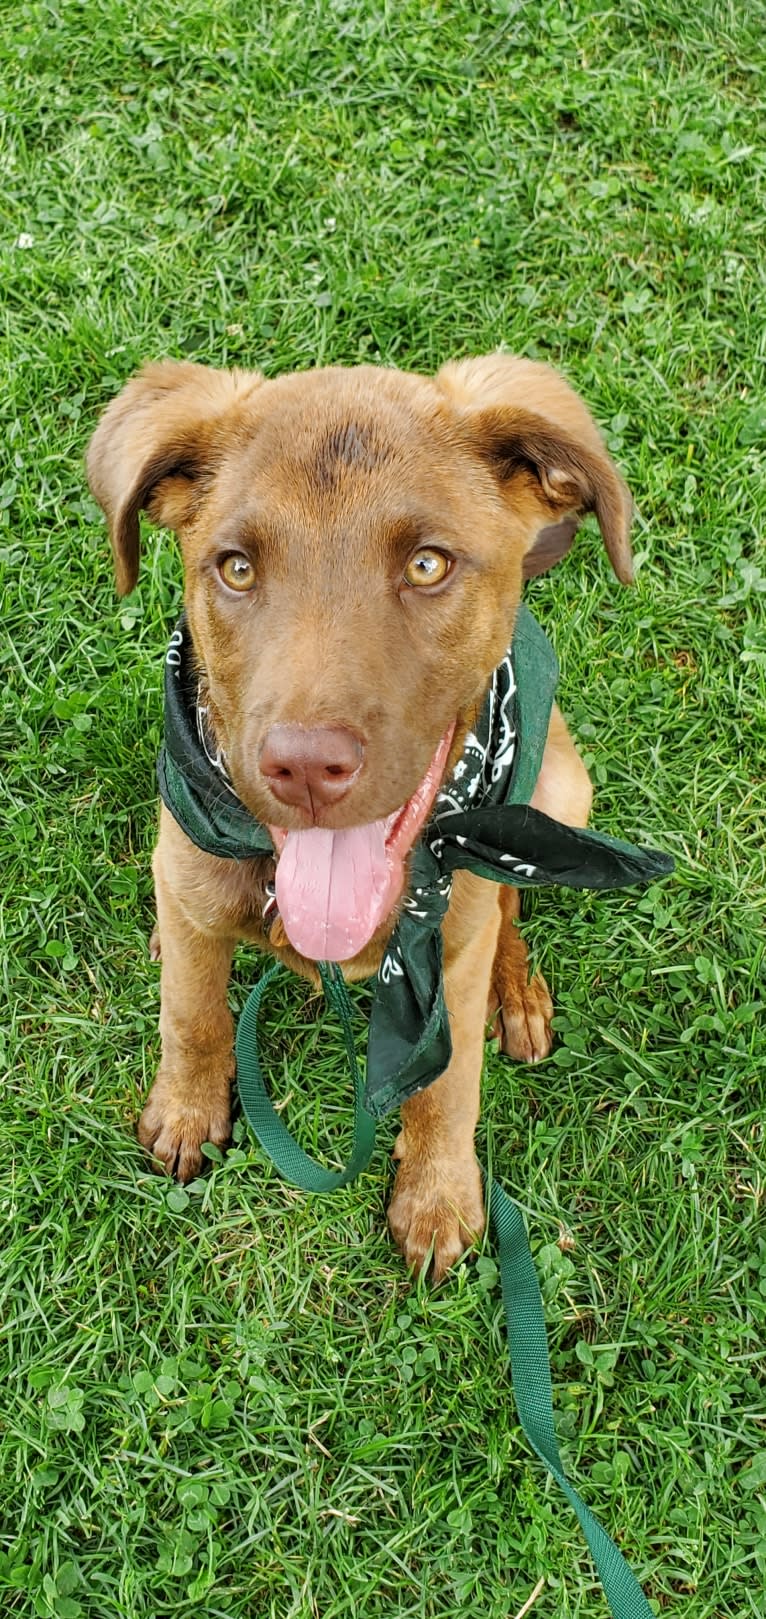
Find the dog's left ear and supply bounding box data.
[436,354,633,584]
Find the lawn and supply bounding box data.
[2,1,765,1614]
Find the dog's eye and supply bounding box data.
[403,548,451,589]
[219,553,256,593]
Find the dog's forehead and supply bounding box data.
[231,366,452,492]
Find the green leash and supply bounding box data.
[236,965,655,1619]
[237,962,375,1191]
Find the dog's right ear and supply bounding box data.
[86,360,263,595]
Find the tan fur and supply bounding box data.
[87,353,631,1279]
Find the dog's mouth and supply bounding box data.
[268,722,456,962]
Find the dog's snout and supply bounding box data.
[259,724,364,813]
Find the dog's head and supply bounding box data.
[88,354,631,961]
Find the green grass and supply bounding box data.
[2,0,765,1614]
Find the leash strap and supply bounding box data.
[489,1181,653,1617]
[236,963,377,1190]
[237,967,654,1619]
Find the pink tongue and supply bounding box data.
[274,822,400,962]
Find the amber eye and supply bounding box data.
[219,553,256,593]
[403,548,451,589]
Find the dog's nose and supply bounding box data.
[260,724,364,813]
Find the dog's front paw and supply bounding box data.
[138,1070,232,1182]
[387,1153,485,1283]
[489,970,553,1064]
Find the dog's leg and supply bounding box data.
[488,701,592,1062]
[138,853,236,1183]
[387,872,500,1281]
[487,886,554,1061]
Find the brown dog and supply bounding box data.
[87,354,632,1280]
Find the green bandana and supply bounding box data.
[157,609,673,1116]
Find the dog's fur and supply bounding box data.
[88,354,632,1279]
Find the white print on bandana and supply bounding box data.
[196,683,238,798]
[489,652,517,785]
[380,950,404,984]
[166,627,184,671]
[430,646,520,829]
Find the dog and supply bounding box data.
[87,353,633,1280]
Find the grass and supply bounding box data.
[1,0,765,1613]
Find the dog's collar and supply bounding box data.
[157,608,673,1116]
